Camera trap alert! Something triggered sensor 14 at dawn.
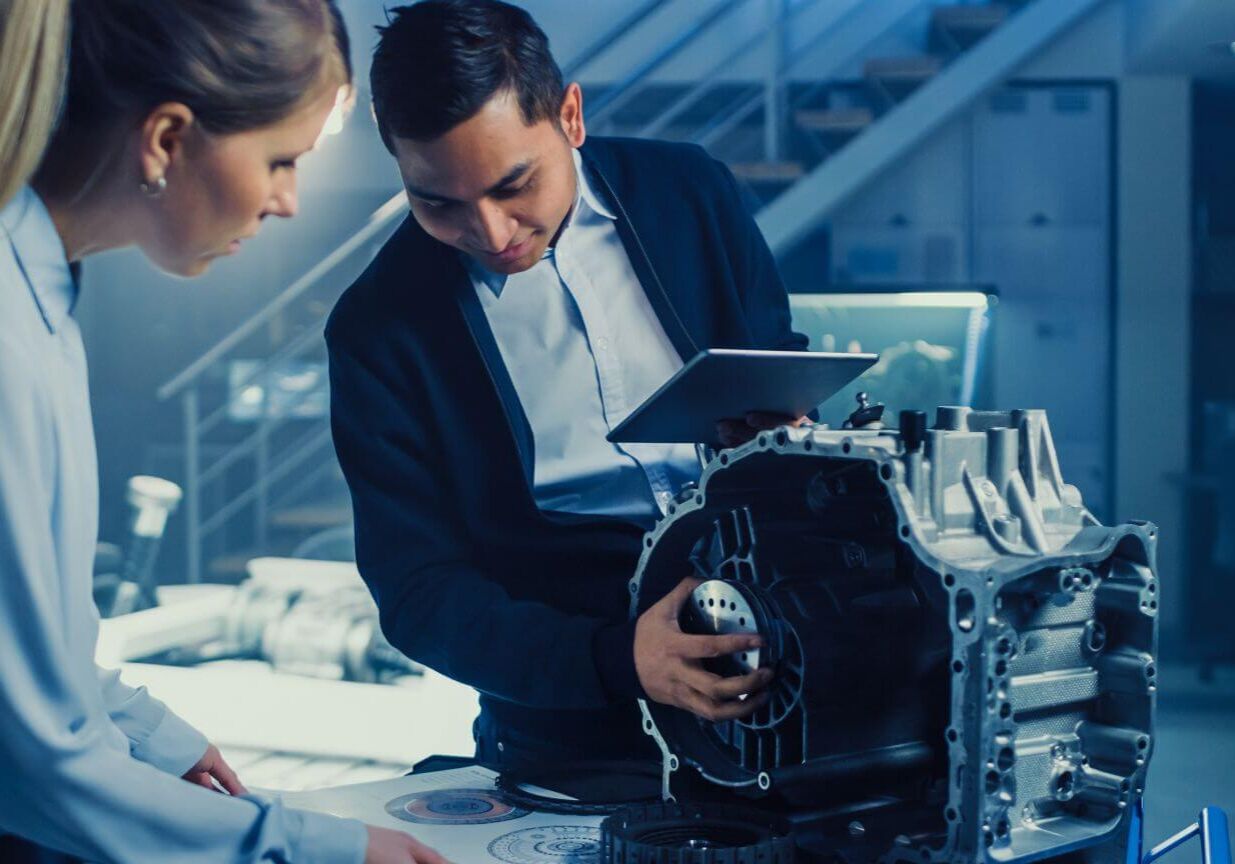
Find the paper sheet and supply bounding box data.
[280,766,605,863]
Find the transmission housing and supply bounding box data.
[628,407,1157,864]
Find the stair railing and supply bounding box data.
[635,0,844,141]
[691,0,926,154]
[585,0,752,128]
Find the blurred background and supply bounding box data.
[79,0,1233,835]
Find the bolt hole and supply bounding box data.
[880,463,894,481]
[707,598,714,607]
[996,820,1009,838]
[1137,738,1148,750]
[944,574,956,588]
[946,808,958,822]
[985,771,1001,794]
[996,638,1011,655]
[995,660,1008,676]
[803,439,813,451]
[997,747,1015,771]
[842,440,853,454]
[1086,622,1107,653]
[946,729,959,742]
[901,525,911,538]
[775,430,787,446]
[955,590,976,632]
[953,660,965,674]
[999,703,1012,720]
[1055,771,1075,797]
[719,454,729,465]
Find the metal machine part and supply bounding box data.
[223,575,420,684]
[629,406,1157,864]
[601,802,796,863]
[96,475,183,617]
[496,761,663,816]
[121,559,421,685]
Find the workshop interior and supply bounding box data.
[63,0,1233,861]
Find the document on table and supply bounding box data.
[279,766,604,863]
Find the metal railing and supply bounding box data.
[158,0,1020,583]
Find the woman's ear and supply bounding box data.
[138,102,195,187]
[559,82,586,148]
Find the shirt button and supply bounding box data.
[596,337,610,352]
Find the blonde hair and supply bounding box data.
[0,0,68,208]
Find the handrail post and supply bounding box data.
[764,0,789,162]
[255,407,270,555]
[183,389,201,584]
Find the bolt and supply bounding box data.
[848,821,866,838]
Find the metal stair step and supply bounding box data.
[269,503,352,530]
[930,3,1011,52]
[727,161,806,182]
[864,54,945,106]
[863,54,945,83]
[795,107,875,136]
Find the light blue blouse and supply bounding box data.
[0,186,366,863]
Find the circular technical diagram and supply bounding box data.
[487,825,602,864]
[385,788,529,825]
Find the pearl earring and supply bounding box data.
[139,175,167,197]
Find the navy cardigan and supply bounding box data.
[326,136,806,752]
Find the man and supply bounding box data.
[327,0,807,770]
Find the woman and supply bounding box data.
[0,2,444,862]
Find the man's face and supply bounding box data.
[392,85,585,275]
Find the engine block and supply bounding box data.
[629,407,1157,864]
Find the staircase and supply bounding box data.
[156,0,1098,583]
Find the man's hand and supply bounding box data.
[634,577,773,722]
[182,743,247,795]
[365,826,450,864]
[716,412,807,449]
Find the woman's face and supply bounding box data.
[143,86,339,277]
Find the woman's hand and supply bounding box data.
[365,826,451,864]
[182,743,247,795]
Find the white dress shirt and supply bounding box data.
[465,149,701,526]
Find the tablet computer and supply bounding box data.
[606,348,877,444]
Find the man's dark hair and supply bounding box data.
[370,0,565,150]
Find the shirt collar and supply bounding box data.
[464,148,616,298]
[0,185,78,333]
